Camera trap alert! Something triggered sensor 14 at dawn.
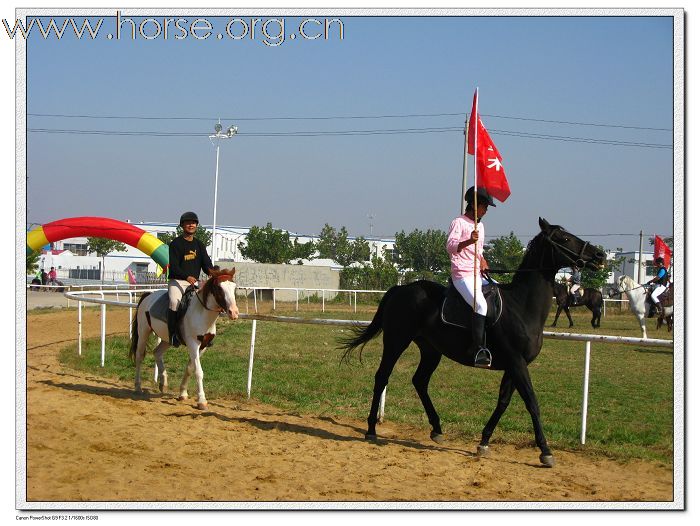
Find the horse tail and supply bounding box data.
[339,286,398,364]
[129,292,151,362]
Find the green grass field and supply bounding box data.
[57,301,675,465]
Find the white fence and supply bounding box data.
[61,288,672,445]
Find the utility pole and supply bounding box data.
[637,230,643,284]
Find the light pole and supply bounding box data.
[209,120,238,264]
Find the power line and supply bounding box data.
[28,111,671,132]
[27,126,673,149]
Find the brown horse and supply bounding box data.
[550,282,603,328]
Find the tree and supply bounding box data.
[238,223,315,264]
[26,250,41,275]
[340,255,400,293]
[86,237,128,282]
[316,224,371,267]
[483,232,525,284]
[393,229,450,283]
[581,246,622,289]
[158,224,212,248]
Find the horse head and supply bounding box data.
[538,218,606,272]
[203,267,240,320]
[617,275,635,292]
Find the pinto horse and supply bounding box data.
[340,219,606,468]
[129,267,239,409]
[550,283,603,328]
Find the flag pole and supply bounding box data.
[472,87,479,313]
[461,112,469,215]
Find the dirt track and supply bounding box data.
[24,309,673,506]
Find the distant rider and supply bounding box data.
[569,265,582,305]
[646,257,669,316]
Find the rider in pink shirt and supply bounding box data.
[446,186,495,368]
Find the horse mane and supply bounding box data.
[201,267,236,307]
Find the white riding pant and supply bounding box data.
[453,276,488,316]
[651,284,667,304]
[570,283,581,295]
[168,279,190,311]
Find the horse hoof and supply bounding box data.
[477,445,491,457]
[177,395,188,402]
[430,432,444,444]
[540,454,555,468]
[365,433,378,441]
[196,402,208,411]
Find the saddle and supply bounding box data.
[441,279,503,330]
[146,285,197,326]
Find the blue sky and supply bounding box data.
[23,12,675,254]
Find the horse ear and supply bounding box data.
[539,217,551,231]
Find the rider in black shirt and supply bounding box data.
[167,211,213,346]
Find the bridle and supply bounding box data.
[543,229,591,269]
[193,281,231,313]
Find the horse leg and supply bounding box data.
[186,339,208,410]
[366,336,411,440]
[551,306,562,327]
[412,342,444,443]
[591,306,601,328]
[153,340,169,393]
[509,360,554,467]
[638,315,648,339]
[178,357,194,402]
[133,325,149,394]
[564,307,574,328]
[478,372,514,456]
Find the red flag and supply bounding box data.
[466,90,511,202]
[654,235,672,268]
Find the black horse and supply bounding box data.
[340,218,606,468]
[550,283,603,328]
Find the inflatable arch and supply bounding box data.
[26,217,169,269]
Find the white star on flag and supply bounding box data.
[487,158,503,171]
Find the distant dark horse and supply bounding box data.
[550,283,603,328]
[340,218,606,468]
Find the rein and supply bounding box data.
[487,236,591,275]
[193,285,227,313]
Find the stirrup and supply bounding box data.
[474,347,492,369]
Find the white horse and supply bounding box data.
[129,267,239,409]
[616,275,650,339]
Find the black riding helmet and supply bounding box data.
[179,211,199,226]
[465,186,496,207]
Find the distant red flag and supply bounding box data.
[467,90,511,202]
[654,235,672,268]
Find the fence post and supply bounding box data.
[78,300,82,356]
[379,387,387,423]
[273,288,276,311]
[100,295,106,368]
[580,340,592,444]
[247,319,258,398]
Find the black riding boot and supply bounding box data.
[470,314,492,368]
[167,309,180,347]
